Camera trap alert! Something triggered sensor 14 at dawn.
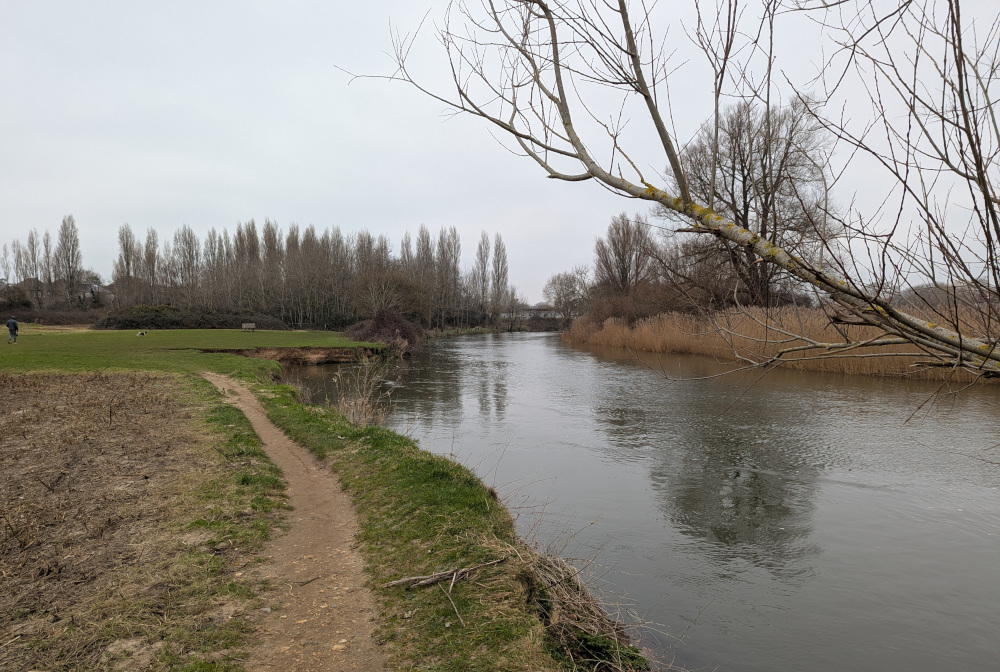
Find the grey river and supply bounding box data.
[287,332,1000,671]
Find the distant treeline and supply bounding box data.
[1,215,103,312]
[4,217,523,330]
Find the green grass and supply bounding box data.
[255,385,566,672]
[0,324,369,376]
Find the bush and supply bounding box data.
[93,305,289,330]
[345,309,423,356]
[0,286,33,312]
[527,316,561,332]
[588,282,692,325]
[5,308,109,325]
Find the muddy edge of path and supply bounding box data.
[202,373,386,672]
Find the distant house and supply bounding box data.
[77,282,116,305]
[12,277,44,304]
[526,304,560,319]
[10,278,115,307]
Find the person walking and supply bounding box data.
[6,316,18,344]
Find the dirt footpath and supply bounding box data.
[203,373,386,672]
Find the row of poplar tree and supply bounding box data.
[108,219,521,329]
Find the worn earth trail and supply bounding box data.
[202,373,386,672]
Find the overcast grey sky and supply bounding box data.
[2,2,990,302]
[1,1,645,302]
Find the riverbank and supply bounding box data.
[200,345,382,365]
[0,326,651,671]
[565,307,991,378]
[307,330,1000,672]
[257,378,651,671]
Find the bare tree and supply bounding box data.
[12,211,519,331]
[389,0,1000,376]
[472,230,491,313]
[659,99,837,306]
[795,0,1000,369]
[24,230,41,305]
[173,225,202,308]
[1,244,10,283]
[140,228,159,305]
[232,220,262,312]
[41,230,53,307]
[490,232,509,323]
[399,231,414,270]
[202,227,226,312]
[594,213,655,297]
[543,265,591,323]
[112,224,142,308]
[12,241,26,285]
[689,0,741,213]
[260,219,285,316]
[54,215,83,303]
[415,224,436,325]
[436,226,462,327]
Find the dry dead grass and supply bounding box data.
[566,307,994,379]
[0,372,282,671]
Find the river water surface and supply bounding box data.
[288,333,1000,671]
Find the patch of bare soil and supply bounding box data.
[202,347,378,365]
[0,372,216,670]
[203,373,387,672]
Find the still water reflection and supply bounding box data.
[287,333,1000,672]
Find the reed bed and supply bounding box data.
[565,307,993,379]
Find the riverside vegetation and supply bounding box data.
[565,306,998,379]
[1,325,650,671]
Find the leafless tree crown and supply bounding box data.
[388,0,1000,376]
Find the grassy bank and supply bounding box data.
[566,307,992,379]
[1,325,648,670]
[252,383,649,672]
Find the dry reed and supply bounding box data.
[327,356,396,426]
[565,307,994,379]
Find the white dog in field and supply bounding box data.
[137,331,147,336]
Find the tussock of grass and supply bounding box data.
[255,383,649,672]
[567,307,994,378]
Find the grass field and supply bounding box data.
[0,324,364,375]
[0,325,349,670]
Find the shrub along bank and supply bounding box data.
[94,305,289,331]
